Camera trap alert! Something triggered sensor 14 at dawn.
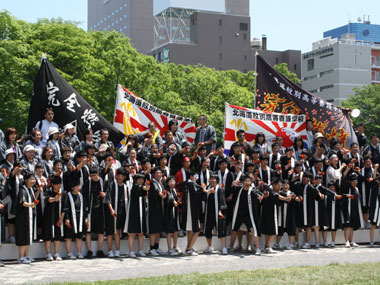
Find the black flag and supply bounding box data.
[255,54,357,148]
[27,58,124,145]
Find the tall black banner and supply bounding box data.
[27,58,124,145]
[255,54,357,147]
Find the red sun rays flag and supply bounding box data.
[113,85,196,145]
[224,103,307,155]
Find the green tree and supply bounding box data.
[0,11,255,141]
[274,63,301,84]
[342,84,380,135]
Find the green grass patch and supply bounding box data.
[54,262,380,284]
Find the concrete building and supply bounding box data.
[88,0,300,76]
[88,0,154,54]
[150,0,300,76]
[302,20,380,105]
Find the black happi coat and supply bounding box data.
[341,181,364,230]
[147,178,164,234]
[125,184,147,233]
[277,191,298,236]
[15,185,36,246]
[163,187,181,233]
[292,181,322,228]
[369,182,380,225]
[104,180,128,234]
[324,191,343,230]
[180,180,203,232]
[203,185,227,237]
[42,188,64,241]
[260,189,280,235]
[63,191,88,238]
[231,186,261,237]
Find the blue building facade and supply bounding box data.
[324,23,380,44]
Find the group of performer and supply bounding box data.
[0,109,378,266]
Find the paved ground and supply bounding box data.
[1,246,380,284]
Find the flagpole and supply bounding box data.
[254,51,258,109]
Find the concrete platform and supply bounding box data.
[0,228,378,260]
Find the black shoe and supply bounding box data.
[97,250,105,258]
[87,250,93,259]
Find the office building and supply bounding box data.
[302,20,380,105]
[88,0,154,54]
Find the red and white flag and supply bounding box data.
[224,103,307,154]
[113,85,196,145]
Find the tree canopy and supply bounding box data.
[0,11,303,140]
[342,84,380,136]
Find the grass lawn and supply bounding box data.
[55,262,380,284]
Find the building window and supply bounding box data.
[307,58,314,71]
[320,69,333,77]
[112,22,114,27]
[294,64,297,70]
[124,15,127,18]
[244,33,247,40]
[320,84,334,92]
[244,69,247,73]
[116,8,118,13]
[276,57,279,64]
[120,28,122,32]
[116,20,118,24]
[219,19,222,26]
[309,89,318,93]
[372,71,380,82]
[124,3,127,7]
[124,25,127,30]
[219,36,222,44]
[239,23,248,31]
[159,52,163,61]
[191,19,195,26]
[219,53,222,60]
[112,12,114,16]
[244,55,247,61]
[120,6,122,10]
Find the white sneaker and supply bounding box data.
[345,241,351,248]
[156,248,165,255]
[108,250,114,258]
[369,242,375,248]
[330,242,336,248]
[350,242,359,247]
[315,243,320,249]
[265,247,275,253]
[246,245,253,252]
[77,253,84,259]
[286,244,294,250]
[272,243,280,249]
[129,251,136,258]
[54,253,62,261]
[137,250,146,257]
[168,249,177,256]
[114,250,121,257]
[255,248,261,256]
[174,247,182,255]
[323,242,328,247]
[67,253,76,260]
[204,246,214,254]
[302,243,310,249]
[46,253,53,261]
[222,248,228,255]
[149,249,159,256]
[18,257,31,264]
[186,249,198,256]
[25,256,35,262]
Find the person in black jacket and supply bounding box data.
[202,175,228,255]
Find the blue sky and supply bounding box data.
[1,0,379,52]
